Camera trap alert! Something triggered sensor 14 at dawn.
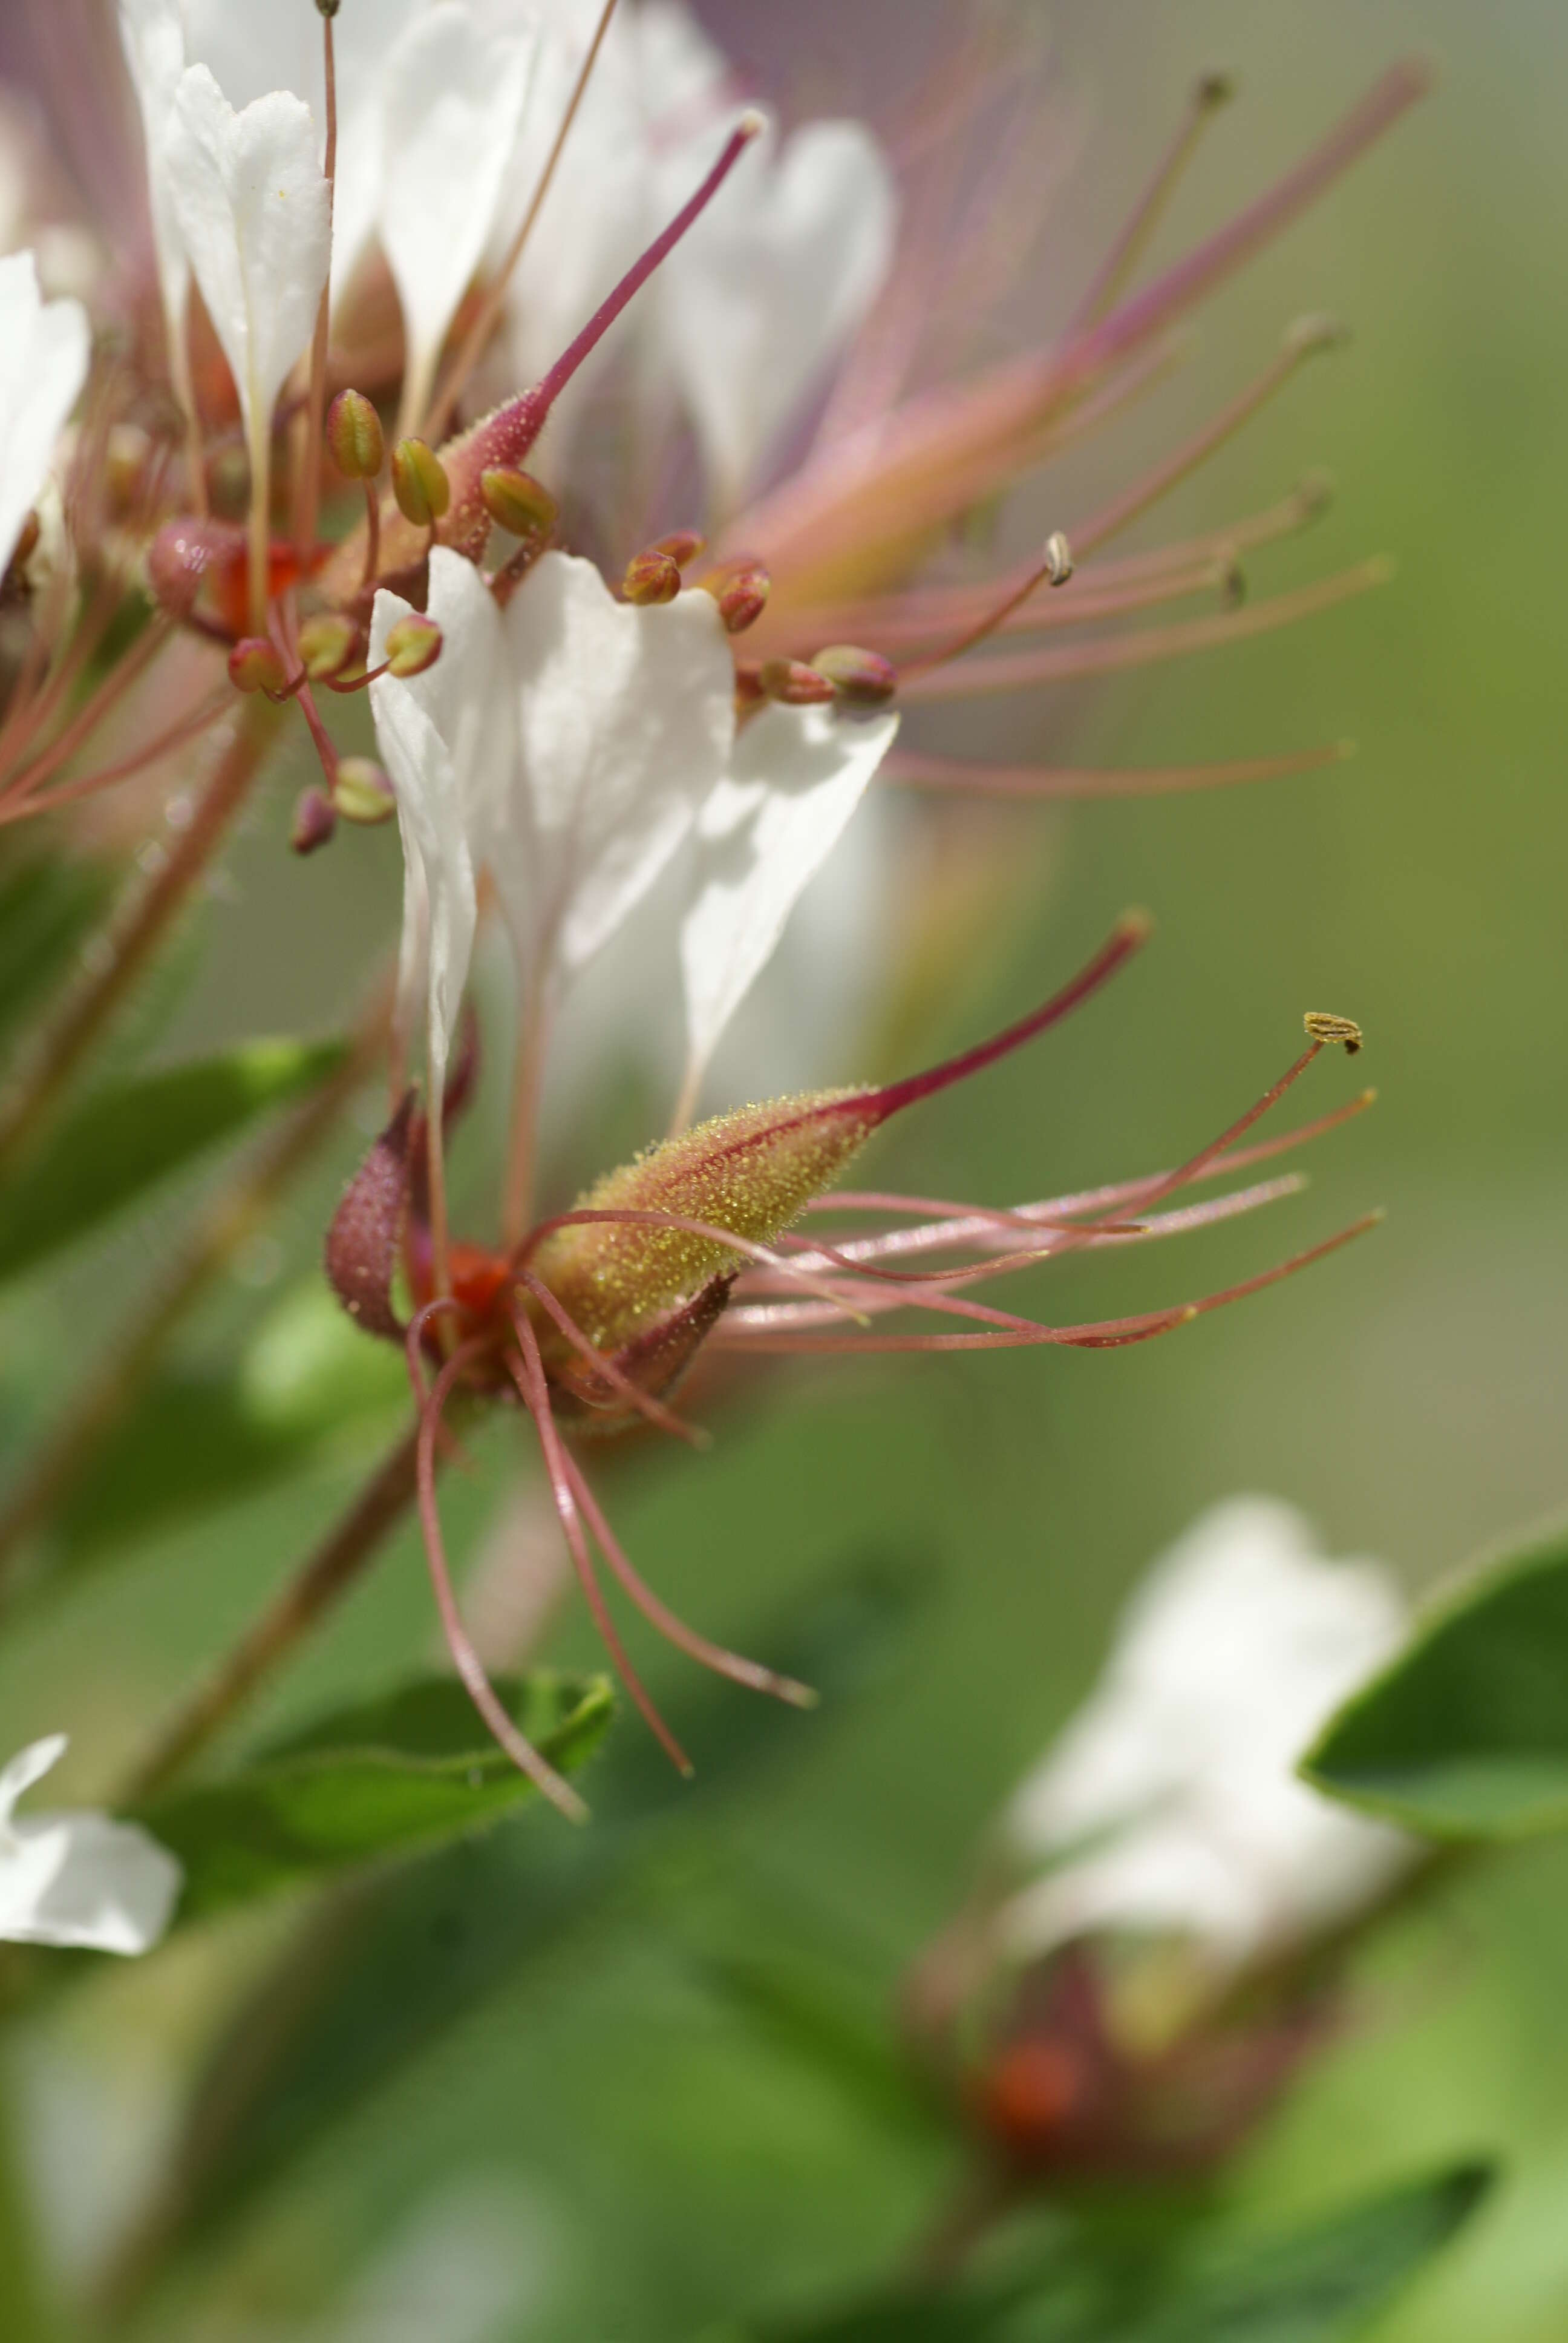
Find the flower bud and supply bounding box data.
[653,529,706,570]
[622,548,682,606]
[809,643,897,710]
[326,388,385,480]
[759,657,835,706]
[391,436,451,528]
[147,516,222,618]
[227,636,288,696]
[332,757,397,826]
[384,613,443,678]
[291,785,337,856]
[710,562,770,634]
[297,611,359,681]
[480,467,558,540]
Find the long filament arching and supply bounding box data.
[416,1339,590,1821]
[508,1307,694,1777]
[558,1447,817,1711]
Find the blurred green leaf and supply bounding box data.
[1304,1516,1568,1838]
[136,1670,615,1922]
[742,2163,1491,2341]
[130,1559,929,2277]
[0,1037,346,1286]
[0,853,113,1067]
[49,1285,407,1575]
[694,1948,935,2136]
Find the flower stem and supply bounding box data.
[118,1427,421,1806]
[0,698,281,1187]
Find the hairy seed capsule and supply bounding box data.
[326,388,384,480]
[384,614,443,678]
[480,467,558,540]
[333,758,397,825]
[622,549,682,605]
[391,436,451,527]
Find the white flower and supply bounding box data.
[163,67,332,504]
[678,700,898,1113]
[1001,1498,1416,1975]
[0,1736,181,1955]
[377,5,534,430]
[650,112,897,504]
[0,249,90,578]
[371,549,903,1114]
[370,546,734,1086]
[117,0,192,399]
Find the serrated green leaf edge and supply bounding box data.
[1302,1509,1568,1838]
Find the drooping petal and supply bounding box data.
[0,251,90,577]
[492,551,735,983]
[679,701,898,1109]
[0,1737,181,1956]
[1001,1499,1416,1974]
[652,115,897,503]
[369,550,512,1094]
[164,67,332,470]
[377,4,534,428]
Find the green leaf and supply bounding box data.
[1106,2163,1492,2343]
[0,853,113,1066]
[741,2164,1491,2342]
[136,1671,615,1922]
[695,1948,935,2135]
[1304,1515,1568,1838]
[0,1037,346,1286]
[133,1560,928,2268]
[47,1286,408,1578]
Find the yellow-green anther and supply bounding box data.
[332,758,397,825]
[711,563,770,635]
[384,613,443,678]
[810,643,897,709]
[298,611,359,680]
[622,549,682,605]
[391,436,451,528]
[480,467,558,540]
[325,388,384,480]
[227,636,287,696]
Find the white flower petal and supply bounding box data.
[0,1738,181,1956]
[165,67,331,470]
[0,251,90,577]
[1001,1499,1416,1972]
[679,701,898,1106]
[116,0,191,372]
[495,551,734,981]
[378,5,534,425]
[369,551,511,1092]
[653,115,896,502]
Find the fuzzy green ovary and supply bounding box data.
[531,1088,875,1351]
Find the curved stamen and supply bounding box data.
[508,1308,693,1776]
[416,1337,589,1821]
[883,743,1350,802]
[558,1448,818,1712]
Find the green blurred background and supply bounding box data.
[3,0,1567,2335]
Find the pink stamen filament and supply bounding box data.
[416,1337,590,1821]
[883,744,1349,802]
[515,1267,708,1447]
[558,1448,817,1711]
[899,563,1389,701]
[0,689,231,828]
[508,1308,694,1777]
